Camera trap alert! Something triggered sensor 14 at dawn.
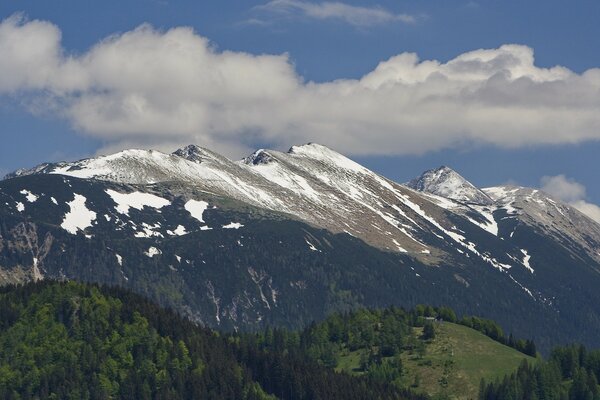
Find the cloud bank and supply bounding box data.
[2,14,600,158]
[256,0,415,26]
[541,175,600,223]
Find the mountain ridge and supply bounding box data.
[2,143,600,352]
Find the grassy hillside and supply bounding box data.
[334,321,536,399]
[402,323,536,399]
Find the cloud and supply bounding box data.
[570,201,600,224]
[541,175,600,223]
[540,175,586,203]
[2,15,600,159]
[256,0,415,27]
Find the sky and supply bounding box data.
[0,0,599,220]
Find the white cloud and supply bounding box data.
[541,175,600,224]
[570,201,600,224]
[257,0,415,26]
[2,15,600,159]
[540,175,586,203]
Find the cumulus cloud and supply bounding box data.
[256,0,415,26]
[541,175,600,223]
[2,14,600,159]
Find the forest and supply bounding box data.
[0,280,596,399]
[0,281,419,400]
[480,345,600,400]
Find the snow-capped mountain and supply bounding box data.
[5,143,490,257]
[3,143,600,352]
[407,166,494,205]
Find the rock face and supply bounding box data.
[3,143,600,352]
[407,166,494,205]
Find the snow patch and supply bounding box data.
[509,274,535,299]
[467,206,499,236]
[115,254,123,266]
[106,189,170,215]
[20,189,38,203]
[144,247,161,257]
[521,249,534,273]
[184,199,209,223]
[305,239,321,252]
[134,223,163,238]
[16,202,25,212]
[223,222,244,229]
[167,225,187,236]
[392,239,408,253]
[61,194,97,235]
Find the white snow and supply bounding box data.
[50,197,58,205]
[16,202,25,212]
[51,164,112,179]
[144,246,161,257]
[289,143,366,173]
[410,167,492,204]
[249,159,320,201]
[305,239,321,252]
[396,192,511,271]
[134,223,163,238]
[105,189,170,215]
[223,222,244,229]
[521,249,534,273]
[61,194,97,234]
[167,225,188,236]
[184,199,209,223]
[509,274,535,299]
[392,239,408,253]
[20,189,38,203]
[115,254,123,266]
[466,206,499,236]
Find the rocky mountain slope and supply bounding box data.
[2,143,600,351]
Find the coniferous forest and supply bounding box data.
[0,281,598,399]
[480,346,600,400]
[0,281,420,400]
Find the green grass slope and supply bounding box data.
[336,322,536,400]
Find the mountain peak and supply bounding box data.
[172,144,221,164]
[287,143,341,158]
[287,143,366,173]
[242,149,276,166]
[407,166,494,205]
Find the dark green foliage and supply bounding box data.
[247,305,534,395]
[480,344,600,399]
[0,281,419,400]
[422,322,436,341]
[460,315,537,357]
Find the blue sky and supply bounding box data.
[1,0,599,218]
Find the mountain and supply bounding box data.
[2,143,600,352]
[406,166,494,205]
